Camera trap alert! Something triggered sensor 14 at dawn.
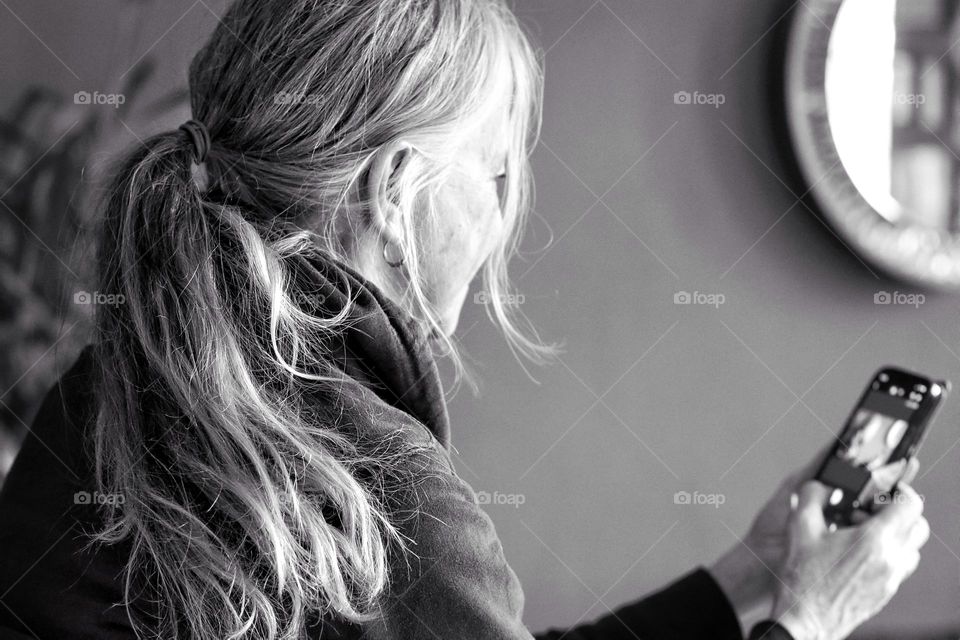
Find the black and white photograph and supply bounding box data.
[1,1,959,638]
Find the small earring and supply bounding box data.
[383,236,406,268]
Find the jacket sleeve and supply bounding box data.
[748,621,794,639]
[372,433,745,640]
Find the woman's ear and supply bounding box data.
[366,141,413,246]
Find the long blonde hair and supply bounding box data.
[93,0,548,638]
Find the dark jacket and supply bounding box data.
[0,252,791,639]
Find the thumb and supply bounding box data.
[790,480,830,543]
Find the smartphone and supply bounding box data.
[816,367,950,527]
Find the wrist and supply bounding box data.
[771,591,822,640]
[709,545,776,634]
[773,609,820,640]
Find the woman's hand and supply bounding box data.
[771,479,928,640]
[710,448,827,631]
[710,449,919,635]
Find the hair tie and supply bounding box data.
[179,119,211,164]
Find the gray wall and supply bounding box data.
[456,1,960,635]
[3,0,959,635]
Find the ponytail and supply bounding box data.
[93,128,410,638]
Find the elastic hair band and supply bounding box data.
[179,119,211,164]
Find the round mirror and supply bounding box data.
[785,0,960,288]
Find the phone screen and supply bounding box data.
[839,390,916,469]
[819,369,947,525]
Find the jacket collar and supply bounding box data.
[289,249,451,448]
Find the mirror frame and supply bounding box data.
[785,0,960,289]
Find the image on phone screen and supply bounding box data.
[840,403,910,471]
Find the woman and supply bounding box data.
[0,1,928,638]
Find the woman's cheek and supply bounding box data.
[448,215,486,286]
[416,213,472,303]
[442,191,495,268]
[480,201,504,258]
[418,180,502,312]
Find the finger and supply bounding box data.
[871,459,907,489]
[896,482,925,517]
[899,457,920,486]
[885,548,921,596]
[899,548,921,582]
[874,482,924,531]
[791,480,830,542]
[906,516,930,550]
